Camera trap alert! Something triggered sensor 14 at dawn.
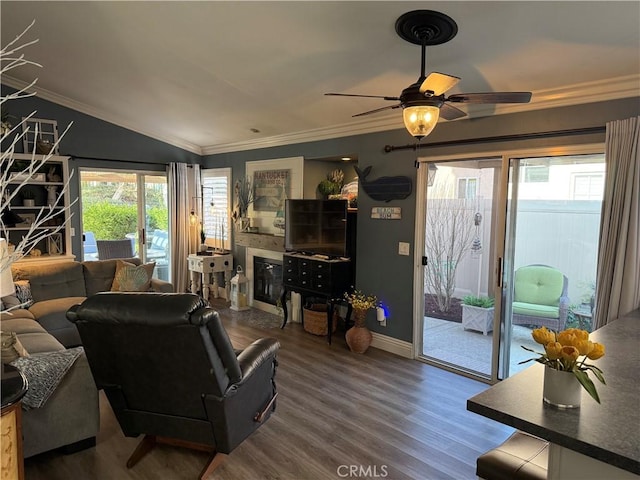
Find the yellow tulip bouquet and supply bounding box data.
[520,327,606,403]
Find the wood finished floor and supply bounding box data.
[24,303,514,480]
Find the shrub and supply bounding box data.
[462,295,495,308]
[83,202,138,240]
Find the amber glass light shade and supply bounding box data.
[402,105,440,139]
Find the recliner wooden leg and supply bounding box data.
[127,435,157,468]
[199,452,228,480]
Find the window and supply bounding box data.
[522,165,549,183]
[572,173,604,200]
[457,177,478,199]
[202,168,231,250]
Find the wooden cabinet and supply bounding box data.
[4,154,73,264]
[282,253,352,343]
[283,254,351,295]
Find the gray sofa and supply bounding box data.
[9,258,173,347]
[0,310,99,457]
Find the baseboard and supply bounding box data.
[370,332,413,358]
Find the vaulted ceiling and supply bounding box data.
[2,1,639,155]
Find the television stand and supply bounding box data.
[280,252,352,344]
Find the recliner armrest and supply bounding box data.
[236,337,279,384]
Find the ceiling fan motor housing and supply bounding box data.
[400,83,444,108]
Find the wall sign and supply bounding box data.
[371,207,401,219]
[253,169,290,212]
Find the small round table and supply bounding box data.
[1,363,28,480]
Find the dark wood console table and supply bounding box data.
[280,253,352,344]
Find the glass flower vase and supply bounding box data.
[543,366,581,408]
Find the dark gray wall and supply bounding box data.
[4,83,638,343]
[203,98,640,343]
[2,84,201,256]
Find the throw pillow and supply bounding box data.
[111,260,155,292]
[0,295,21,310]
[1,331,29,364]
[13,280,33,308]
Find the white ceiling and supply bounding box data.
[2,1,639,155]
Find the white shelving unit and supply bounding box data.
[4,153,74,264]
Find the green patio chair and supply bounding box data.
[512,264,569,332]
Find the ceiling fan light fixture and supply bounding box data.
[402,105,440,139]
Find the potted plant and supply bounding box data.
[343,289,378,353]
[21,188,36,207]
[461,295,495,335]
[317,169,344,199]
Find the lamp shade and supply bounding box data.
[402,105,440,139]
[0,238,15,298]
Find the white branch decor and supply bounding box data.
[1,21,75,276]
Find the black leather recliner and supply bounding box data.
[67,292,280,479]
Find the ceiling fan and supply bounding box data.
[325,10,532,139]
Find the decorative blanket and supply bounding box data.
[11,347,84,409]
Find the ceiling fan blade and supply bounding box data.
[325,93,400,101]
[439,103,467,121]
[447,92,532,104]
[353,104,402,117]
[419,72,461,96]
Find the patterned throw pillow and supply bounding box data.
[14,280,34,308]
[110,260,155,292]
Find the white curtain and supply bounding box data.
[593,116,640,328]
[168,163,201,293]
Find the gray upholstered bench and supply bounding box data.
[477,431,548,480]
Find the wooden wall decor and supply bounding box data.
[354,165,412,202]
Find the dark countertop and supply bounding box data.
[467,309,640,475]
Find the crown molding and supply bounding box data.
[202,74,640,155]
[4,73,638,157]
[1,75,204,155]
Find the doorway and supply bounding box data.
[415,146,605,382]
[419,157,502,380]
[79,169,171,281]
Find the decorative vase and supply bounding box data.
[543,366,581,408]
[345,309,372,354]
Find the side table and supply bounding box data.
[571,307,593,330]
[1,363,28,480]
[188,253,233,301]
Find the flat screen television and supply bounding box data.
[285,199,348,257]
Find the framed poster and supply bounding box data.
[253,169,290,212]
[245,157,304,235]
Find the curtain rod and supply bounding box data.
[65,153,198,167]
[383,126,606,153]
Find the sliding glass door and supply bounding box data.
[420,157,502,379]
[416,146,605,382]
[79,169,170,281]
[500,153,605,378]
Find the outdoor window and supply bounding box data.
[457,177,478,199]
[572,173,604,200]
[202,168,231,250]
[522,165,549,183]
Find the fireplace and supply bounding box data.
[253,256,283,306]
[246,247,301,320]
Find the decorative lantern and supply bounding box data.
[230,265,249,311]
